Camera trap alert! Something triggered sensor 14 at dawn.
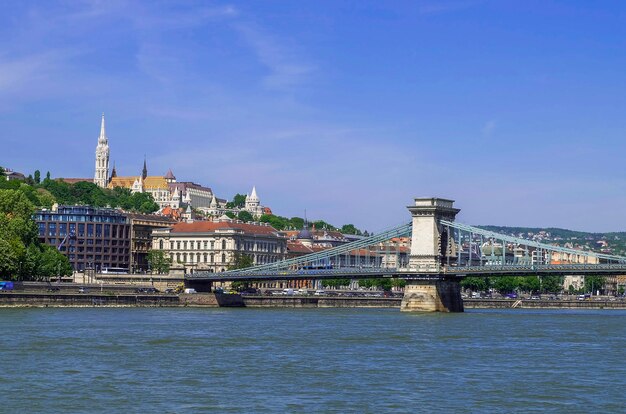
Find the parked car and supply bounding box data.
[78,287,88,293]
[505,293,517,299]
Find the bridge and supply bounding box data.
[187,197,626,312]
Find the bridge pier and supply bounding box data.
[400,279,464,312]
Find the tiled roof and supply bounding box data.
[109,176,169,190]
[171,221,281,236]
[287,241,314,254]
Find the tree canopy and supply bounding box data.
[0,189,71,280]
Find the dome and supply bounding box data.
[297,228,313,240]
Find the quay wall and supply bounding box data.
[0,292,179,307]
[242,296,402,308]
[464,299,626,310]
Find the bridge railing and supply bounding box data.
[188,222,413,279]
[440,220,626,264]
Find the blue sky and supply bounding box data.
[2,0,626,232]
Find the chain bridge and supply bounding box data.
[186,197,626,312]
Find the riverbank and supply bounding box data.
[3,291,626,310]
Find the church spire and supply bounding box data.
[142,155,148,180]
[94,112,110,188]
[98,113,107,144]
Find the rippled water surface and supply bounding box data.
[1,308,625,413]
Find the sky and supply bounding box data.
[2,0,626,233]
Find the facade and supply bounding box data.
[35,205,131,272]
[169,180,219,209]
[127,213,177,273]
[94,114,110,188]
[109,174,174,209]
[151,218,287,273]
[1,167,26,181]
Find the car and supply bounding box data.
[505,293,517,299]
[164,288,174,294]
[314,290,326,296]
[530,295,540,300]
[47,286,61,292]
[78,287,88,293]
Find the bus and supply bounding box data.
[101,267,129,275]
[0,281,14,291]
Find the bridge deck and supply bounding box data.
[186,264,626,282]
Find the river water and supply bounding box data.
[1,308,625,413]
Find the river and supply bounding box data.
[1,308,625,413]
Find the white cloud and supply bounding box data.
[233,23,315,90]
[482,119,496,137]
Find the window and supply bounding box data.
[221,253,226,263]
[211,241,215,249]
[222,240,226,250]
[159,240,164,250]
[210,254,214,263]
[184,241,187,250]
[87,224,94,237]
[177,241,181,250]
[48,223,56,236]
[203,241,208,249]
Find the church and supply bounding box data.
[93,114,267,217]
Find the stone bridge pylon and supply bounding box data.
[401,198,464,312]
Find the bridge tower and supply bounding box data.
[402,198,463,312]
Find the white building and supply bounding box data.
[151,217,287,273]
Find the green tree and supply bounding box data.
[228,253,254,270]
[34,170,41,184]
[147,250,172,274]
[540,275,563,294]
[341,224,362,235]
[461,277,490,292]
[289,217,304,230]
[226,193,246,208]
[323,279,350,288]
[0,189,70,280]
[237,211,254,222]
[0,166,5,179]
[585,275,606,295]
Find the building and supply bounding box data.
[94,113,110,188]
[1,167,26,181]
[151,218,288,274]
[34,205,131,272]
[126,213,177,273]
[169,178,222,209]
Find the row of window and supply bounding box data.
[67,254,128,262]
[158,239,283,253]
[38,222,130,238]
[173,252,282,265]
[35,214,127,223]
[59,246,129,254]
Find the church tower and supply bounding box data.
[94,113,110,188]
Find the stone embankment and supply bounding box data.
[464,298,626,310]
[0,292,179,307]
[241,295,401,308]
